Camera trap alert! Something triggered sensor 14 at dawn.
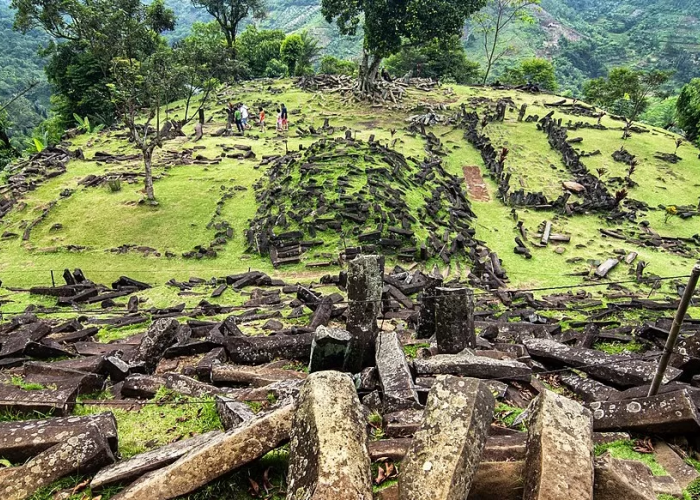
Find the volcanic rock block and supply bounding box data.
[131,319,180,373]
[215,396,256,430]
[308,326,352,372]
[652,441,699,489]
[523,338,681,388]
[0,423,115,500]
[286,371,372,500]
[91,432,220,490]
[112,404,293,500]
[523,390,594,500]
[375,331,419,411]
[345,255,384,372]
[559,373,620,402]
[400,376,494,500]
[467,461,525,500]
[0,384,77,417]
[223,333,313,364]
[413,351,532,382]
[0,413,118,463]
[593,453,656,500]
[590,390,700,434]
[434,287,476,353]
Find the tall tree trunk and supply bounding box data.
[358,51,381,95]
[143,148,155,202]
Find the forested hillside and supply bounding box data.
[1,0,699,142]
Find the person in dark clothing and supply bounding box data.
[280,103,288,131]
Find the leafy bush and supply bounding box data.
[319,55,358,76]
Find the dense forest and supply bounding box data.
[1,0,699,152]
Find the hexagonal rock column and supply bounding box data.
[523,390,594,500]
[400,376,494,500]
[308,326,352,373]
[286,371,372,500]
[345,255,385,372]
[131,318,180,373]
[375,331,420,411]
[434,287,475,353]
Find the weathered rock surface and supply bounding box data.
[0,412,117,463]
[112,404,293,500]
[560,372,620,402]
[345,255,384,372]
[593,453,656,500]
[523,338,681,388]
[215,395,256,430]
[652,441,700,489]
[467,461,525,500]
[413,351,531,381]
[286,371,372,500]
[131,319,180,373]
[590,390,700,434]
[375,331,419,411]
[0,423,115,500]
[223,333,313,364]
[523,390,594,500]
[308,326,352,372]
[0,384,77,417]
[90,431,220,490]
[434,287,476,353]
[400,376,494,499]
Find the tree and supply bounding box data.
[190,0,266,54]
[676,78,700,144]
[237,25,285,77]
[384,35,481,84]
[502,57,557,90]
[584,68,672,121]
[321,0,486,93]
[280,34,303,77]
[320,56,358,76]
[176,22,241,82]
[472,0,540,85]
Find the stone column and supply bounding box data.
[434,287,475,353]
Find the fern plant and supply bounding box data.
[73,114,105,134]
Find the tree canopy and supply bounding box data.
[676,78,700,144]
[321,0,486,91]
[502,58,557,91]
[190,0,266,52]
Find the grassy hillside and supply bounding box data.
[1,80,698,296]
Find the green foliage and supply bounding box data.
[384,35,480,84]
[584,68,672,121]
[190,0,266,50]
[402,343,430,359]
[26,475,123,500]
[237,25,286,77]
[685,478,700,500]
[8,375,45,391]
[280,31,319,76]
[319,55,358,76]
[594,440,667,476]
[176,22,243,82]
[265,58,288,78]
[677,78,700,144]
[502,58,557,91]
[593,341,645,355]
[640,96,678,129]
[494,402,526,430]
[473,0,541,84]
[72,114,104,134]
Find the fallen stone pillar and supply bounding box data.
[0,412,118,463]
[131,319,180,373]
[91,431,220,491]
[434,287,475,353]
[375,331,419,411]
[593,452,656,500]
[0,423,115,500]
[590,389,700,434]
[414,351,531,381]
[345,255,384,372]
[400,376,494,499]
[286,371,372,500]
[523,390,594,500]
[215,395,256,430]
[112,404,293,500]
[523,338,681,388]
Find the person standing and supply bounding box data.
[276,108,283,132]
[241,104,250,130]
[259,107,266,133]
[280,103,289,131]
[234,105,244,134]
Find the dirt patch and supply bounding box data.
[463,166,490,201]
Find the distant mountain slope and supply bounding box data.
[1,0,699,138]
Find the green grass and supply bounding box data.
[594,341,646,355]
[494,402,526,430]
[594,440,667,476]
[73,387,222,458]
[403,343,430,359]
[8,375,45,391]
[27,475,123,500]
